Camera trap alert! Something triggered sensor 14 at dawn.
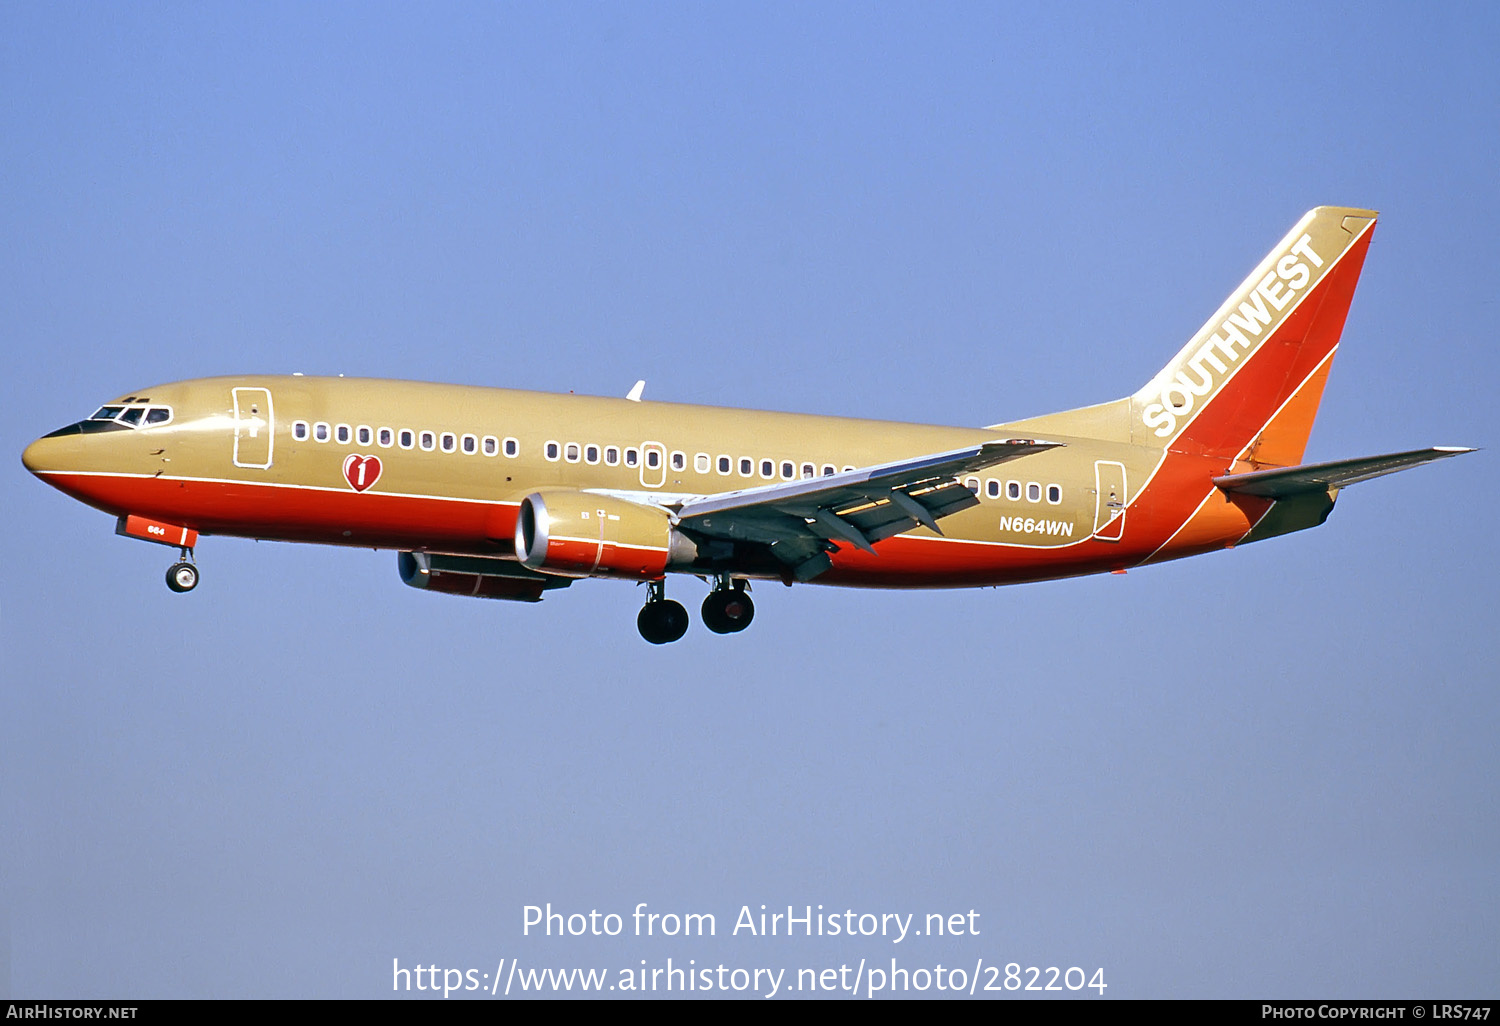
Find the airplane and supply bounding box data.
[21,206,1474,643]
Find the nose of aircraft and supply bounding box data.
[21,431,80,477]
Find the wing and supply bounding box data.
[1213,446,1475,498]
[674,438,1062,580]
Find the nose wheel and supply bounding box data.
[701,579,754,634]
[165,549,199,593]
[637,579,688,644]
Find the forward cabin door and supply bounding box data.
[1093,460,1126,541]
[232,387,274,469]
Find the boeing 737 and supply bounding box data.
[22,206,1473,642]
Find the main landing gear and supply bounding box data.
[701,577,754,635]
[637,580,689,645]
[165,548,199,593]
[637,576,755,644]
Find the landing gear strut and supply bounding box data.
[637,579,689,644]
[165,548,198,593]
[701,577,754,634]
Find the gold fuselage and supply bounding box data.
[21,373,1259,589]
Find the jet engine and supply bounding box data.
[514,491,697,579]
[397,551,571,602]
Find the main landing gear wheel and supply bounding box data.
[638,599,689,645]
[166,561,199,593]
[637,579,689,644]
[701,583,754,634]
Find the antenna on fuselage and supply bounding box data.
[626,380,646,402]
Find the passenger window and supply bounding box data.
[505,438,520,458]
[420,431,436,452]
[441,433,457,453]
[1047,484,1062,504]
[357,426,373,445]
[739,458,753,477]
[482,436,498,456]
[801,464,815,479]
[695,453,710,473]
[822,465,836,476]
[671,451,685,471]
[718,456,731,475]
[986,479,1001,499]
[1007,480,1021,501]
[781,461,794,480]
[625,448,639,467]
[336,424,351,444]
[647,449,662,469]
[399,429,415,450]
[586,444,600,464]
[760,460,774,479]
[461,434,477,455]
[378,427,394,448]
[315,422,330,442]
[545,441,560,461]
[965,477,980,495]
[842,466,855,474]
[293,421,310,441]
[1027,482,1042,502]
[604,446,619,466]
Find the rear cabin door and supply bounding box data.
[1093,460,1126,541]
[232,387,274,469]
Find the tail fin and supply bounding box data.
[1131,206,1377,465]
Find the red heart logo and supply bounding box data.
[342,454,382,492]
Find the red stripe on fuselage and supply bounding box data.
[47,468,1212,587]
[39,472,520,553]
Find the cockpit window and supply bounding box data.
[84,403,172,429]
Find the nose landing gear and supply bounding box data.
[701,578,754,634]
[165,548,198,593]
[637,579,689,644]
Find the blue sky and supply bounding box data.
[3,1,1495,999]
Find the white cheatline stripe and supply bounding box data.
[1135,489,1216,567]
[547,534,668,555]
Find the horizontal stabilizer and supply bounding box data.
[1214,447,1475,498]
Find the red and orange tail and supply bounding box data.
[1130,207,1377,470]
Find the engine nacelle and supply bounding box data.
[515,491,696,579]
[397,551,571,603]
